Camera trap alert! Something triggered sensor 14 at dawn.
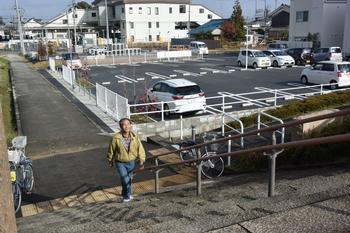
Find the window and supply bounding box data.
[241,51,246,56]
[74,14,78,18]
[147,7,151,15]
[149,35,152,41]
[130,22,134,29]
[112,8,116,18]
[130,35,135,42]
[199,8,204,14]
[63,19,68,24]
[153,83,161,92]
[169,7,173,14]
[129,7,133,14]
[208,14,213,19]
[139,7,142,14]
[148,22,152,28]
[179,5,186,13]
[156,22,159,28]
[160,83,169,92]
[157,35,160,41]
[121,7,125,13]
[248,51,253,57]
[155,7,159,15]
[122,22,125,29]
[296,11,308,22]
[91,12,97,17]
[322,63,335,72]
[314,64,323,70]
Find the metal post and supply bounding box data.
[180,115,183,140]
[274,89,277,106]
[227,134,232,167]
[161,101,164,121]
[245,26,248,70]
[144,51,147,63]
[15,0,25,55]
[72,1,77,52]
[191,126,196,141]
[196,148,202,196]
[112,54,115,65]
[320,84,323,95]
[104,0,110,49]
[222,95,225,113]
[257,112,261,136]
[104,86,108,112]
[155,158,160,194]
[221,114,225,136]
[128,50,131,64]
[268,131,277,197]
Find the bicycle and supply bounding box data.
[179,133,225,179]
[8,136,34,213]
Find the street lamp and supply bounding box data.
[243,25,249,70]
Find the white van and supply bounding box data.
[237,49,271,69]
[190,41,209,55]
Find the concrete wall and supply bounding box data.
[134,107,274,141]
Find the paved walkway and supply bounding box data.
[8,55,173,204]
[16,164,350,233]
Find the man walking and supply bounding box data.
[107,118,145,202]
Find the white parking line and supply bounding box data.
[200,68,228,74]
[173,70,202,77]
[115,75,134,83]
[145,72,169,80]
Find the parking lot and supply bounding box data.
[89,54,306,104]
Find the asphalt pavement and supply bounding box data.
[8,55,174,205]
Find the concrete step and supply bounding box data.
[17,165,350,232]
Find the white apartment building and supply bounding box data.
[92,0,222,43]
[289,0,348,47]
[343,0,350,58]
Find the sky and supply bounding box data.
[0,0,290,22]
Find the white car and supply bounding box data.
[237,49,271,69]
[147,79,206,115]
[263,50,295,67]
[190,41,209,55]
[300,61,350,90]
[61,53,82,69]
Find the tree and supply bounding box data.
[221,21,236,40]
[76,1,92,9]
[231,0,246,41]
[307,33,320,50]
[195,31,213,40]
[37,39,47,61]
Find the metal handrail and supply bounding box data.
[146,108,350,161]
[139,133,350,173]
[258,111,285,144]
[221,113,244,148]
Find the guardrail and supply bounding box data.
[221,113,244,148]
[258,110,285,144]
[0,107,18,233]
[137,108,350,197]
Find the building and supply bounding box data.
[289,0,348,47]
[268,4,290,40]
[92,0,222,44]
[343,0,350,59]
[188,19,228,40]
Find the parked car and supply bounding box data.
[300,61,350,90]
[267,43,288,50]
[61,52,82,69]
[147,79,206,115]
[286,48,312,66]
[263,50,295,67]
[88,47,107,55]
[311,47,343,63]
[189,41,209,55]
[237,49,271,69]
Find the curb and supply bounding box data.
[9,66,23,136]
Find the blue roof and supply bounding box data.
[189,19,227,35]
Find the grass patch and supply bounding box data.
[0,57,17,144]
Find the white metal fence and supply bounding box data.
[62,65,76,87]
[96,83,129,121]
[49,57,55,72]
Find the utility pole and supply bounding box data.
[72,0,77,52]
[15,0,25,55]
[104,0,110,48]
[187,0,191,33]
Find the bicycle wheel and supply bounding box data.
[179,141,197,162]
[24,165,34,193]
[12,182,22,214]
[201,152,224,179]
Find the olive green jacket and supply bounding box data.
[107,132,146,165]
